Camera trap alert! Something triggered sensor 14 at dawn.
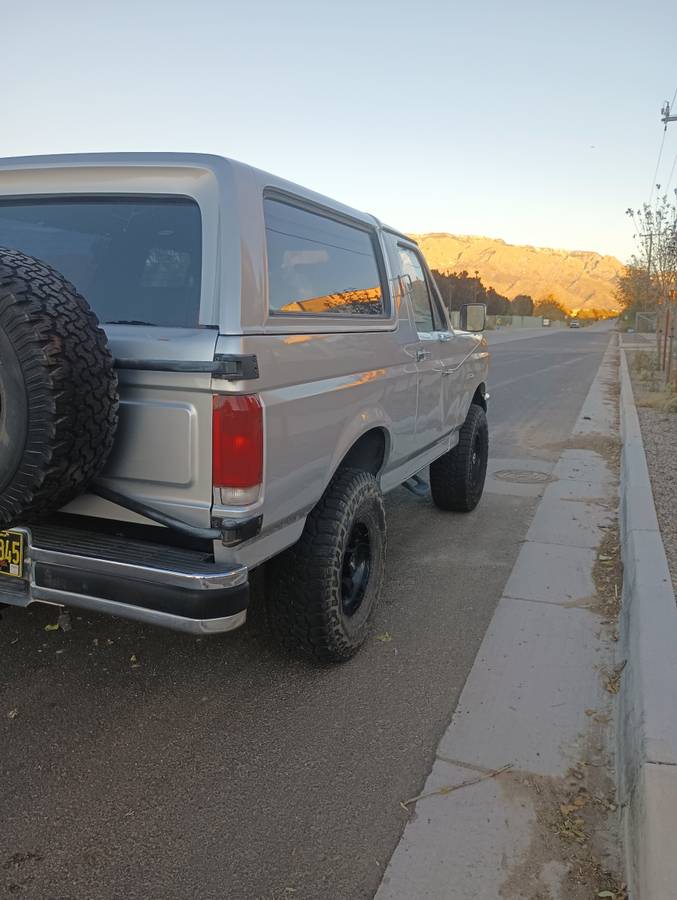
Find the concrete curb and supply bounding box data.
[618,349,677,899]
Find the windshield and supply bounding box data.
[0,196,202,328]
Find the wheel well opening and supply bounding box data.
[338,429,387,476]
[472,383,487,411]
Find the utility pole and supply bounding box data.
[637,227,660,351]
[661,101,677,125]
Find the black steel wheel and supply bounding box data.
[266,468,386,662]
[341,522,372,617]
[429,404,489,512]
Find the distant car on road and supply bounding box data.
[569,319,581,328]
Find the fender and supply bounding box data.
[324,406,393,490]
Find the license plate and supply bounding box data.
[0,530,24,578]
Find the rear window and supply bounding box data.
[0,197,202,328]
[264,197,385,317]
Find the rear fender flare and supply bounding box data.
[325,408,392,490]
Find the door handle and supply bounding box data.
[416,348,432,362]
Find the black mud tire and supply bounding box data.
[0,248,119,528]
[266,468,386,663]
[429,404,488,512]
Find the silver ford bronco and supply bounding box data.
[0,153,489,661]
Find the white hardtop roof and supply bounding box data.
[0,152,390,230]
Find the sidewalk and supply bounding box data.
[375,337,624,899]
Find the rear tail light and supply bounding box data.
[212,395,263,505]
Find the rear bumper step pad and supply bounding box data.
[0,526,249,635]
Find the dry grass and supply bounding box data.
[630,348,677,413]
[592,523,622,622]
[499,764,626,899]
[636,390,677,412]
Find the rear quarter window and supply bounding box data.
[264,197,386,317]
[0,197,202,328]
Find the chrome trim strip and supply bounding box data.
[29,545,248,591]
[30,585,248,634]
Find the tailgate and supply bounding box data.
[63,327,218,530]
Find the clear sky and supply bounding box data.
[3,0,676,262]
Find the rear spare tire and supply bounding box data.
[0,248,119,529]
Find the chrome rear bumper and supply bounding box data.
[0,526,249,635]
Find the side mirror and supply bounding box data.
[460,303,487,332]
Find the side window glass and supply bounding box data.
[431,290,449,333]
[264,198,385,316]
[419,260,449,332]
[384,237,435,333]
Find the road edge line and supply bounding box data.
[618,348,677,900]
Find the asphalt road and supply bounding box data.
[1,323,614,900]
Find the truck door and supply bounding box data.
[417,255,480,434]
[383,239,445,449]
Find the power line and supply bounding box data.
[649,88,677,205]
[663,88,677,196]
[665,148,677,196]
[648,126,667,205]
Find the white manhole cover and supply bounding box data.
[493,469,552,484]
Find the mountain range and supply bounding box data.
[412,233,624,313]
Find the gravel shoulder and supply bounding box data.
[625,342,677,597]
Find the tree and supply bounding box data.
[578,307,612,321]
[511,294,535,316]
[485,286,511,315]
[626,195,677,303]
[626,194,677,370]
[534,294,567,321]
[431,269,486,311]
[615,262,659,316]
[431,269,510,315]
